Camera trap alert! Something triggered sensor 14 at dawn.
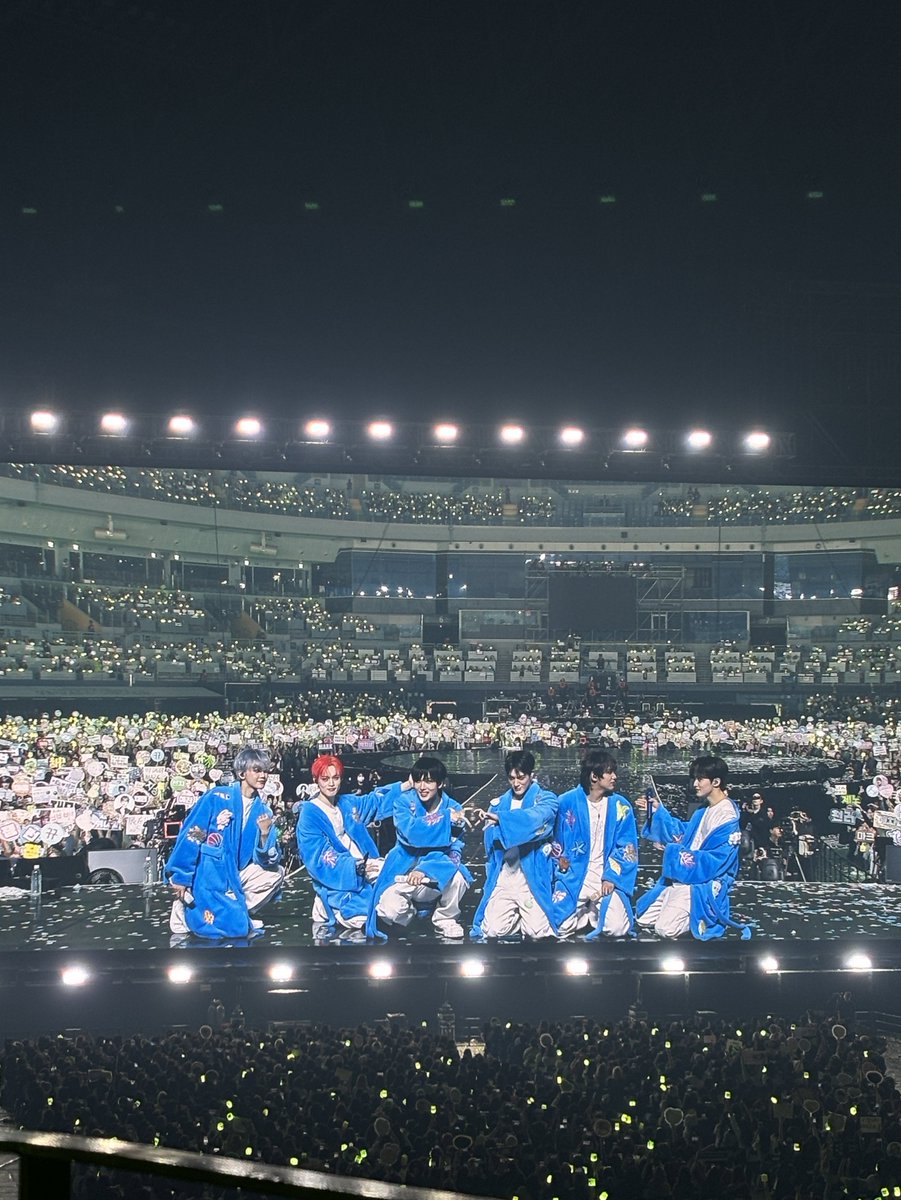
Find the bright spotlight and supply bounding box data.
[622,427,648,450]
[661,955,685,974]
[167,964,194,984]
[433,423,459,443]
[499,424,524,445]
[743,430,771,452]
[30,410,59,434]
[61,965,90,987]
[460,959,486,978]
[565,957,590,977]
[234,417,262,438]
[759,955,780,974]
[304,419,331,441]
[168,415,196,437]
[686,429,712,450]
[367,421,393,441]
[268,962,294,983]
[369,960,394,980]
[845,952,872,972]
[100,412,129,435]
[559,426,585,447]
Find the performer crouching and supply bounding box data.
[635,755,750,940]
[368,756,472,939]
[551,750,638,938]
[165,747,284,938]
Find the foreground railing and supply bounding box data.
[0,1130,496,1200]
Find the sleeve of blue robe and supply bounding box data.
[641,800,690,847]
[493,786,558,851]
[296,801,370,896]
[239,796,282,870]
[164,786,235,889]
[603,794,639,896]
[661,818,739,885]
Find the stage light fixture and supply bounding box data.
[168,415,196,437]
[622,428,648,450]
[367,420,394,441]
[234,417,262,439]
[565,957,590,976]
[559,426,585,447]
[686,429,712,450]
[661,955,685,974]
[167,964,194,984]
[369,960,394,980]
[268,962,294,983]
[100,412,129,435]
[304,419,331,441]
[460,959,486,978]
[759,955,780,974]
[743,431,770,452]
[433,423,459,443]
[61,965,90,987]
[499,424,524,445]
[844,952,872,972]
[30,410,59,434]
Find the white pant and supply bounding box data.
[311,894,366,930]
[169,862,285,933]
[481,863,554,938]
[636,882,691,938]
[377,872,468,933]
[557,889,631,938]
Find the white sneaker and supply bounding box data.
[434,919,465,939]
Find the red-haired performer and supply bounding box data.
[295,754,389,934]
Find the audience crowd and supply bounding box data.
[2,1009,899,1200]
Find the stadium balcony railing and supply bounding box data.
[0,1129,495,1200]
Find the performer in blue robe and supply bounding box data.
[471,749,559,939]
[295,754,390,933]
[367,756,473,939]
[551,750,638,938]
[165,746,283,939]
[635,755,751,940]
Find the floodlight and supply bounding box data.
[460,959,486,978]
[167,964,194,984]
[304,419,331,440]
[168,415,196,437]
[234,417,262,438]
[369,960,393,979]
[759,955,780,974]
[30,410,59,434]
[622,428,648,450]
[268,962,294,983]
[559,426,585,447]
[660,955,685,974]
[844,952,872,972]
[686,429,712,450]
[565,957,590,976]
[433,423,459,443]
[367,421,393,441]
[100,412,129,435]
[61,965,90,987]
[499,424,524,445]
[743,431,771,452]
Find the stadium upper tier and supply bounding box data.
[4,463,901,528]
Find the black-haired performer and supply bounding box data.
[635,755,750,940]
[367,756,472,939]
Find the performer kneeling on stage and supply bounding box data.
[367,756,472,939]
[166,747,284,939]
[470,750,559,940]
[295,754,386,933]
[551,750,638,938]
[635,755,750,941]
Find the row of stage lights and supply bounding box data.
[57,950,877,988]
[25,410,776,454]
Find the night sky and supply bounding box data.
[2,1,901,463]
